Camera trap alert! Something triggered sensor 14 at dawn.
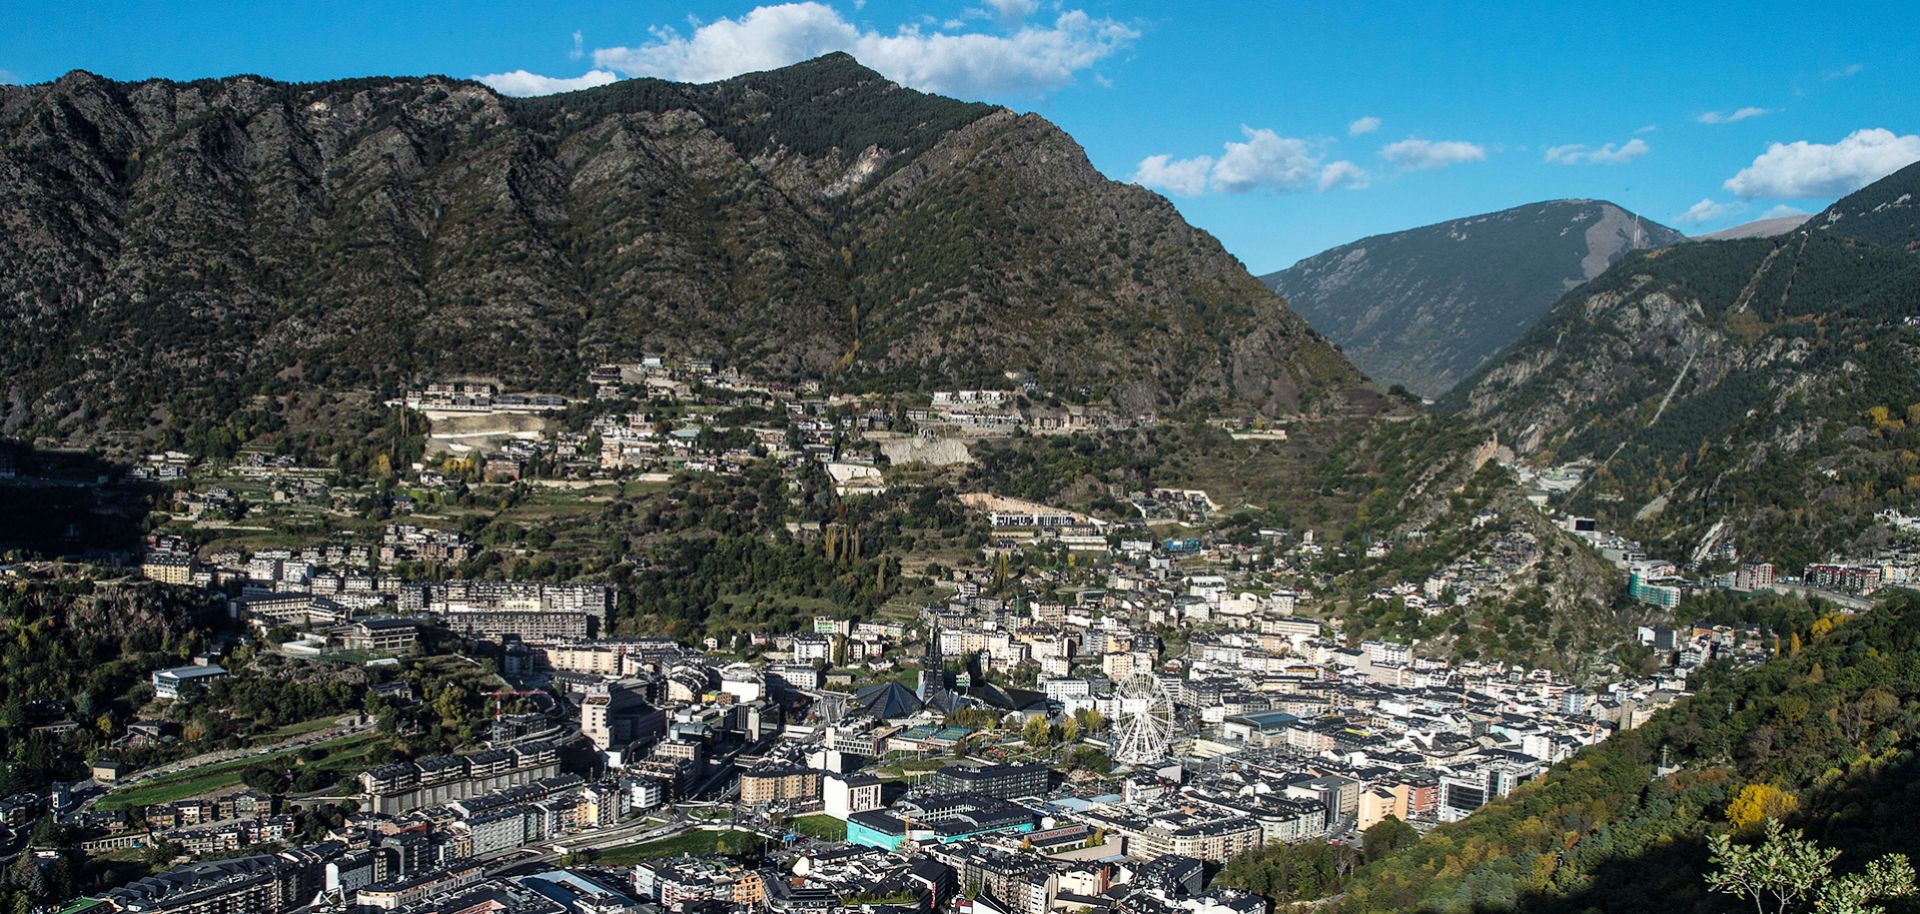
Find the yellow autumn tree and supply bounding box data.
[1726,783,1798,830]
[1528,851,1559,891]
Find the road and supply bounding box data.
[567,818,695,852]
[456,817,699,882]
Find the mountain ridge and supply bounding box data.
[0,54,1377,451]
[1260,199,1685,398]
[1441,159,1920,567]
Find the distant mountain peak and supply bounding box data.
[1262,199,1684,398]
[718,50,891,88]
[1697,214,1811,241]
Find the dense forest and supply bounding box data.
[409,460,974,640]
[0,572,224,791]
[613,462,964,639]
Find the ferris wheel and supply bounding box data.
[1112,674,1175,766]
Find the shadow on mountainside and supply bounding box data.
[1470,747,1920,914]
[0,440,157,559]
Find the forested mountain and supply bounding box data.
[1227,590,1920,913]
[0,54,1372,453]
[1442,161,1920,569]
[1261,200,1684,398]
[1806,164,1920,248]
[0,570,226,791]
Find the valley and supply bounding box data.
[0,36,1915,914]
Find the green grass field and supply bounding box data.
[787,814,847,841]
[869,755,949,780]
[99,732,383,810]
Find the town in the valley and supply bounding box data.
[2,354,1914,914]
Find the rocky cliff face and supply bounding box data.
[1261,200,1684,398]
[0,54,1372,449]
[1443,162,1920,567]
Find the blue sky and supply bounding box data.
[3,1,1915,271]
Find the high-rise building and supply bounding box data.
[929,763,1049,801]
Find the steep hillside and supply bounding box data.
[1288,591,1920,914]
[1444,161,1920,568]
[0,566,228,792]
[1261,200,1684,398]
[0,54,1371,452]
[958,414,1631,672]
[1806,164,1920,248]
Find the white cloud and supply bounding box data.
[1379,138,1486,171]
[0,68,17,85]
[1826,63,1863,80]
[593,4,857,83]
[1676,198,1746,225]
[1724,128,1920,198]
[1697,106,1771,125]
[1211,127,1326,193]
[474,69,619,97]
[1761,204,1810,219]
[1131,154,1214,197]
[1132,127,1368,196]
[1544,138,1649,165]
[570,31,585,60]
[1347,116,1380,136]
[1317,160,1370,190]
[1635,124,1658,135]
[983,0,1039,23]
[590,2,1136,98]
